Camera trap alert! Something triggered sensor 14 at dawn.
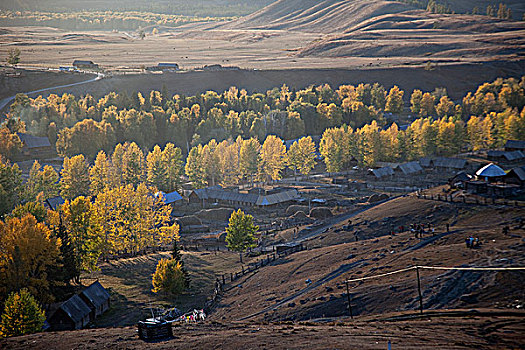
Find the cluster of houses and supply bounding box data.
[370,157,468,179]
[48,281,110,331]
[187,186,300,208]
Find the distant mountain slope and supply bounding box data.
[222,0,525,60]
[297,11,525,58]
[221,0,416,33]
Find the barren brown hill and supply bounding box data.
[219,0,525,61]
[211,196,525,323]
[221,0,415,33]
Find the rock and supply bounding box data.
[287,302,296,308]
[325,286,334,292]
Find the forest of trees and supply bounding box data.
[0,10,234,31]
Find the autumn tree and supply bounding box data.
[225,209,258,263]
[23,161,59,202]
[89,151,112,195]
[60,155,90,200]
[0,159,22,218]
[185,145,207,189]
[0,214,61,303]
[385,86,404,114]
[239,138,261,186]
[319,126,352,172]
[0,127,22,160]
[60,197,103,280]
[259,135,286,181]
[6,48,20,66]
[0,288,45,338]
[161,143,184,193]
[151,259,186,296]
[286,136,317,178]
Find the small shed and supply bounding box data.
[448,171,472,188]
[505,166,525,187]
[72,60,98,69]
[371,166,394,179]
[434,157,467,170]
[16,133,53,158]
[45,196,65,211]
[155,190,184,206]
[79,281,110,319]
[49,295,91,331]
[504,140,525,152]
[396,161,423,175]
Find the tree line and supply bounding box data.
[0,10,234,31]
[4,77,522,164]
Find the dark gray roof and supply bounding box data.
[419,157,432,167]
[45,196,65,211]
[508,166,525,181]
[17,133,51,148]
[191,186,299,206]
[449,171,472,182]
[505,140,525,150]
[81,281,110,309]
[503,151,525,161]
[372,166,394,178]
[397,161,423,175]
[59,294,91,323]
[73,60,95,65]
[434,157,467,169]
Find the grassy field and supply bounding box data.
[82,248,257,327]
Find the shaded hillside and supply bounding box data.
[211,197,525,322]
[221,0,416,33]
[298,11,525,59]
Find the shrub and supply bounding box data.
[151,259,186,296]
[0,288,45,338]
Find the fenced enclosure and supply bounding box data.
[343,265,525,319]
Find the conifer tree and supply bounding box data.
[0,288,45,338]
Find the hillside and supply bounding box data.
[220,0,416,33]
[211,196,525,322]
[220,0,525,60]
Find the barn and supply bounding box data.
[16,133,53,158]
[395,161,423,175]
[371,166,394,179]
[49,295,91,331]
[433,157,467,170]
[79,281,111,320]
[155,190,184,206]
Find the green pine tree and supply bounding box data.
[0,288,45,338]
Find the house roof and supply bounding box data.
[158,63,179,67]
[80,281,110,309]
[256,189,299,206]
[372,166,394,178]
[397,161,423,175]
[58,295,91,323]
[73,60,95,65]
[45,196,65,211]
[419,157,432,167]
[155,190,183,204]
[505,140,525,150]
[449,171,472,182]
[433,157,467,169]
[476,163,506,177]
[507,166,525,181]
[190,186,299,206]
[17,133,51,148]
[503,151,525,161]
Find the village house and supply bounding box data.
[79,281,111,320]
[370,166,394,179]
[155,190,184,206]
[48,295,91,331]
[504,140,525,152]
[16,132,54,159]
[394,161,423,176]
[72,60,99,69]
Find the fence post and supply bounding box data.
[416,266,423,314]
[222,274,225,285]
[230,273,233,282]
[242,266,245,275]
[345,281,353,319]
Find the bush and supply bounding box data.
[151,259,186,296]
[0,288,45,338]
